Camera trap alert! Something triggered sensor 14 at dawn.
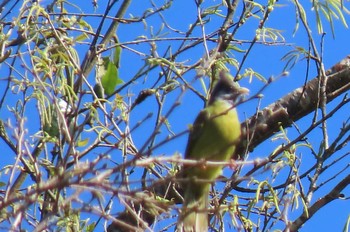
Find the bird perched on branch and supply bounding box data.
[178,71,248,232]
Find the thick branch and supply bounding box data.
[237,55,350,156]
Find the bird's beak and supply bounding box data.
[238,87,249,96]
[231,86,249,105]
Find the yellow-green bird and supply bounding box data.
[178,71,248,232]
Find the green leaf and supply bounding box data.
[229,45,247,53]
[43,105,59,138]
[77,137,89,147]
[114,42,122,68]
[85,222,96,232]
[74,33,89,42]
[98,57,123,96]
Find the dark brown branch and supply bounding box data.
[236,55,350,157]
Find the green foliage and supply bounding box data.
[114,39,122,68]
[43,104,60,138]
[255,27,285,42]
[312,0,350,37]
[97,56,123,96]
[241,68,267,83]
[281,46,309,71]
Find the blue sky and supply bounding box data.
[0,0,350,231]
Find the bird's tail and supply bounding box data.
[178,184,209,232]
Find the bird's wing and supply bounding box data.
[184,108,210,160]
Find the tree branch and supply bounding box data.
[286,173,350,232]
[237,55,350,157]
[75,0,131,92]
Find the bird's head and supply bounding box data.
[209,71,249,106]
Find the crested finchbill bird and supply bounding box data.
[178,71,248,232]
